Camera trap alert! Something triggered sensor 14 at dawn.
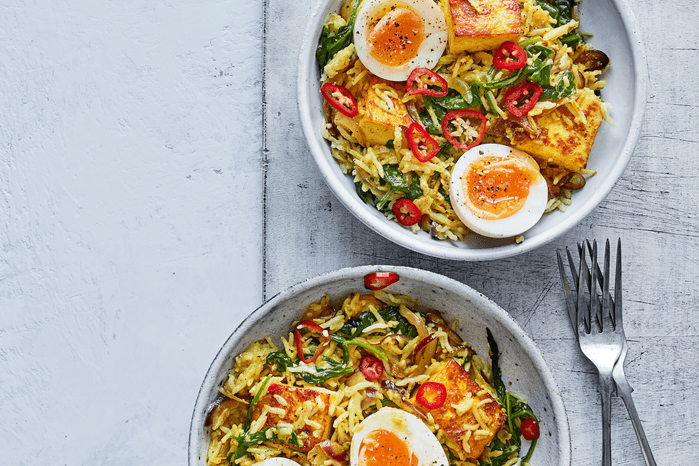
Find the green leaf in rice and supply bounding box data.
[316,0,363,69]
[539,71,576,101]
[230,428,302,461]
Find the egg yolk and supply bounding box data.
[464,155,539,220]
[358,429,419,466]
[367,6,425,66]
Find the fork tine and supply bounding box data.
[589,240,602,331]
[557,249,577,328]
[566,246,579,286]
[577,244,590,334]
[586,240,618,331]
[614,238,623,328]
[586,240,607,293]
[602,239,615,331]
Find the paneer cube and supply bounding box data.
[251,383,334,451]
[511,88,604,171]
[357,76,414,146]
[413,360,506,460]
[440,0,523,53]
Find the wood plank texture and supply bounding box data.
[264,0,699,465]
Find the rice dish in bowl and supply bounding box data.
[298,0,646,260]
[188,266,571,466]
[318,0,611,242]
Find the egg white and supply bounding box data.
[254,458,302,466]
[353,0,447,81]
[449,144,548,238]
[350,408,448,466]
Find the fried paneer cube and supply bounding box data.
[414,360,506,460]
[440,0,523,53]
[251,383,334,451]
[357,76,414,146]
[511,88,604,171]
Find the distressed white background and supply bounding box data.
[1,1,264,464]
[1,0,698,465]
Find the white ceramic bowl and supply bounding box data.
[188,266,570,466]
[297,0,647,260]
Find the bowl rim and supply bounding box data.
[296,0,647,261]
[188,265,571,466]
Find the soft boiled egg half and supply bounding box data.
[449,144,549,238]
[253,458,302,466]
[353,0,447,81]
[350,408,448,466]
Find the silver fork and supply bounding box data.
[559,239,624,466]
[557,239,657,466]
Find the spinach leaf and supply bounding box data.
[230,428,301,461]
[534,0,584,48]
[265,351,295,372]
[376,165,423,210]
[535,0,576,27]
[486,328,507,404]
[244,375,271,430]
[385,139,395,149]
[486,328,539,465]
[382,306,422,337]
[340,306,422,339]
[265,335,385,384]
[523,44,555,87]
[382,164,407,189]
[438,186,451,207]
[340,311,377,338]
[540,71,576,101]
[484,67,526,90]
[561,31,584,49]
[356,181,378,205]
[418,88,483,136]
[297,356,354,384]
[267,349,352,384]
[425,87,483,111]
[316,0,363,69]
[418,103,446,135]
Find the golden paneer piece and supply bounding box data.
[251,383,334,451]
[440,0,523,53]
[357,76,414,146]
[413,360,506,460]
[511,88,604,171]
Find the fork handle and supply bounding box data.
[599,374,614,466]
[616,380,658,466]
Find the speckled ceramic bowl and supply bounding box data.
[297,0,646,260]
[188,266,570,466]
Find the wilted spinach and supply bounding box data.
[418,101,447,135]
[540,71,576,101]
[485,329,539,466]
[356,181,379,205]
[418,89,482,137]
[265,334,385,384]
[535,0,577,26]
[523,44,555,87]
[316,0,363,69]
[438,186,451,207]
[425,89,482,111]
[340,306,424,338]
[376,165,423,210]
[535,0,584,48]
[230,428,301,461]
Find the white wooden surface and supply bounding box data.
[0,0,697,465]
